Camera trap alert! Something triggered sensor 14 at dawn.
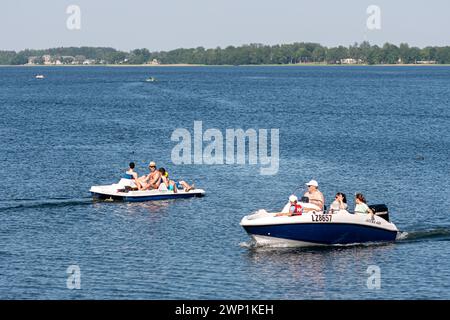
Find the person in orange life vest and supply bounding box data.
[275,195,303,216]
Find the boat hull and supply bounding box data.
[90,185,205,202]
[240,210,399,247]
[243,222,397,246]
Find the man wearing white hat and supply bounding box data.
[303,179,325,212]
[138,161,162,190]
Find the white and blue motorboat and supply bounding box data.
[240,203,399,247]
[90,177,205,202]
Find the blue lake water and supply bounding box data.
[0,66,449,299]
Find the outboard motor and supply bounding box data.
[369,204,389,222]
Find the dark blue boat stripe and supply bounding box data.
[247,221,395,232]
[91,192,203,202]
[244,222,397,244]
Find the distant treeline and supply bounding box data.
[1,42,450,65]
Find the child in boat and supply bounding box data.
[275,195,303,216]
[158,168,195,193]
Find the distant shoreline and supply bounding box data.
[1,63,450,67]
[3,42,450,66]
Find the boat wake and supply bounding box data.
[239,240,394,250]
[239,240,301,249]
[0,197,93,212]
[240,227,450,250]
[396,227,450,242]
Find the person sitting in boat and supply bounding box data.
[124,162,138,180]
[158,168,195,193]
[302,180,325,212]
[329,192,348,213]
[159,167,176,191]
[136,164,150,187]
[138,161,162,190]
[276,195,303,216]
[354,193,374,216]
[123,162,142,190]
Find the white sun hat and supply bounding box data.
[306,179,319,187]
[289,195,298,202]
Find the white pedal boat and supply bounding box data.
[240,203,399,247]
[90,178,205,202]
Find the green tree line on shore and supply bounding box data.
[1,42,450,65]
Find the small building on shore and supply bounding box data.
[150,58,160,65]
[416,60,437,64]
[27,56,38,64]
[43,55,52,65]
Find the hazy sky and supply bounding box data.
[1,0,449,51]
